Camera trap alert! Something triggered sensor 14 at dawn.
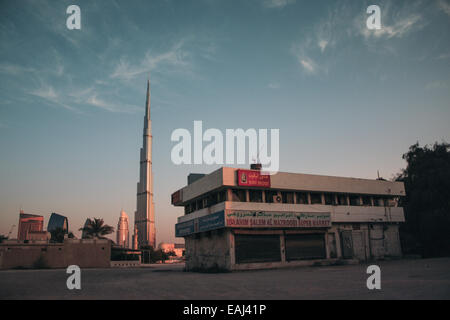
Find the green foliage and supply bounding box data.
[397,142,450,257]
[139,246,170,263]
[79,218,114,239]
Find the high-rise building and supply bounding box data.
[116,210,130,248]
[47,212,69,233]
[135,80,156,248]
[17,210,44,241]
[81,218,91,239]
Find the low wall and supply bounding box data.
[0,239,111,269]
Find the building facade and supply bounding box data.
[135,80,156,249]
[172,167,405,272]
[158,242,185,258]
[116,210,130,248]
[47,212,69,233]
[17,211,44,241]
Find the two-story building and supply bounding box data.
[172,166,405,272]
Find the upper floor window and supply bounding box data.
[310,193,322,204]
[231,189,246,202]
[324,193,335,205]
[296,192,308,204]
[337,194,348,206]
[265,190,278,203]
[249,190,263,203]
[349,195,361,206]
[282,192,295,204]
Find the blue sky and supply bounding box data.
[0,0,449,243]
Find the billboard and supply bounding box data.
[237,169,271,187]
[225,211,331,228]
[175,210,331,237]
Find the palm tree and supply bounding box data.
[79,218,114,239]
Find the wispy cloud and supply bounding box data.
[267,83,280,89]
[437,0,450,16]
[111,40,191,81]
[359,14,423,39]
[29,84,79,113]
[0,63,36,75]
[262,0,295,9]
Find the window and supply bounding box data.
[324,193,335,205]
[197,199,204,210]
[249,190,263,202]
[373,197,383,207]
[337,194,348,206]
[296,192,308,204]
[218,191,226,203]
[206,193,218,207]
[349,195,361,206]
[282,192,294,204]
[362,196,372,206]
[265,190,278,203]
[310,193,322,204]
[231,189,246,202]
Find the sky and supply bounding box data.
[0,0,449,244]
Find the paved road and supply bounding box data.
[0,258,449,299]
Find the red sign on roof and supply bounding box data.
[237,169,271,188]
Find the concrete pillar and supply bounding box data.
[307,193,311,204]
[226,189,232,201]
[280,233,286,262]
[229,231,235,269]
[321,193,325,205]
[324,233,330,259]
[335,229,343,258]
[245,190,250,202]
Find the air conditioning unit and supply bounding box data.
[273,195,282,203]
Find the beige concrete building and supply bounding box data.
[158,242,185,257]
[172,167,405,272]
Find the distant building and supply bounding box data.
[27,231,50,242]
[173,167,406,272]
[47,213,69,233]
[17,211,44,241]
[158,242,185,257]
[135,80,156,249]
[116,210,130,248]
[81,218,91,239]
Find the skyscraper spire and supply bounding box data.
[135,79,156,249]
[145,78,150,120]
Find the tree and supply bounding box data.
[79,218,114,239]
[0,235,7,243]
[397,142,450,257]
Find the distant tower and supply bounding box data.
[135,79,156,248]
[132,224,138,250]
[116,210,130,248]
